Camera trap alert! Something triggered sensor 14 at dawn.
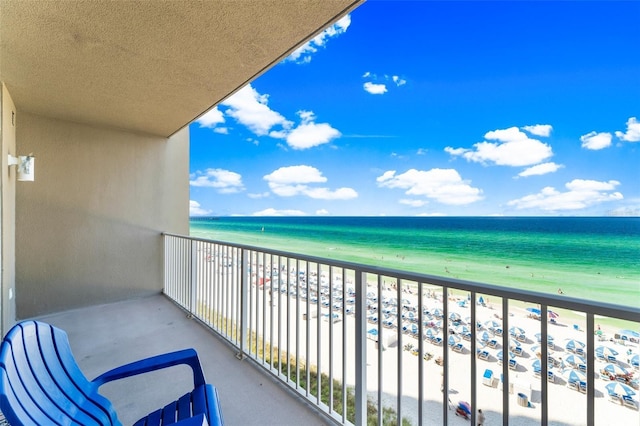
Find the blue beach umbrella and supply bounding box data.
[535,333,554,344]
[603,363,628,376]
[449,312,461,322]
[526,307,541,316]
[605,382,635,397]
[631,354,640,368]
[497,350,516,361]
[509,326,526,336]
[531,359,553,372]
[448,334,461,346]
[562,369,586,384]
[619,329,640,340]
[478,296,486,305]
[596,346,619,358]
[484,320,501,329]
[565,354,586,367]
[565,339,585,351]
[479,331,491,342]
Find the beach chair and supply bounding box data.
[607,355,617,364]
[508,359,518,370]
[0,321,224,426]
[511,346,523,357]
[547,371,555,383]
[482,369,494,387]
[623,395,638,410]
[486,339,499,349]
[579,382,587,394]
[566,381,578,391]
[452,343,465,353]
[477,350,490,360]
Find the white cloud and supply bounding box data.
[285,111,341,149]
[264,165,357,200]
[446,126,553,167]
[615,117,640,142]
[363,73,406,94]
[189,200,211,216]
[363,82,387,95]
[220,86,340,149]
[522,124,552,137]
[400,199,428,207]
[222,85,291,136]
[189,168,244,193]
[377,168,483,205]
[316,209,330,216]
[286,14,351,64]
[392,75,407,86]
[507,179,623,211]
[417,148,428,155]
[580,131,612,150]
[517,162,564,177]
[214,127,229,134]
[195,107,225,128]
[252,208,307,216]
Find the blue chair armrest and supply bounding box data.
[92,348,206,388]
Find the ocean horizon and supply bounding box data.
[190,216,640,308]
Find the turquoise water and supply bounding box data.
[190,217,640,307]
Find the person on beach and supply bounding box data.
[477,409,485,426]
[557,288,564,295]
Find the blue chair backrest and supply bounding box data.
[0,321,120,425]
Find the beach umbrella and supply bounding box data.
[509,338,521,348]
[631,354,640,368]
[596,346,619,358]
[619,329,640,340]
[477,296,486,305]
[565,354,586,367]
[509,326,526,336]
[526,307,541,316]
[425,328,436,338]
[605,382,635,397]
[603,363,628,376]
[548,310,559,319]
[478,330,491,342]
[484,320,501,329]
[454,324,470,335]
[531,359,553,372]
[497,350,516,361]
[448,334,461,346]
[535,333,554,344]
[562,369,586,384]
[565,339,585,351]
[433,309,443,318]
[449,312,461,322]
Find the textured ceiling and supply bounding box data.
[0,0,362,137]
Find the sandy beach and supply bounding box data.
[197,247,639,425]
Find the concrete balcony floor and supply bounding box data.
[36,294,329,425]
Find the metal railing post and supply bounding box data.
[355,269,367,426]
[189,239,197,316]
[238,248,249,359]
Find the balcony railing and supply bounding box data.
[163,233,640,426]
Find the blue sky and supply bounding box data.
[189,1,639,217]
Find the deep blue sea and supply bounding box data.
[190,217,640,307]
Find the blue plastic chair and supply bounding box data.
[0,321,223,425]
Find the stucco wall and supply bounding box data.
[15,113,189,318]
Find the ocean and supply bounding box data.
[190,217,640,308]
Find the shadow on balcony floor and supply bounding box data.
[35,294,329,425]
